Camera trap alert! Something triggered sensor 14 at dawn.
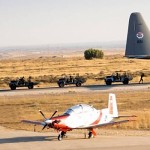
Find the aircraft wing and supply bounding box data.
[91,119,134,128]
[22,120,45,126]
[75,118,136,129]
[117,115,137,118]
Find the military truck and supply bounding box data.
[9,77,38,90]
[104,71,133,85]
[57,76,86,88]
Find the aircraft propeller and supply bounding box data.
[38,109,58,130]
[39,110,47,120]
[50,110,58,119]
[42,124,47,130]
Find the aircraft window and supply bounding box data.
[64,109,74,115]
[64,105,83,114]
[82,104,95,112]
[64,104,95,115]
[73,105,83,114]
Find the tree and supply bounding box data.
[84,49,104,60]
[84,49,93,60]
[95,50,104,59]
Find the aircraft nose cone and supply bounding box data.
[45,119,53,124]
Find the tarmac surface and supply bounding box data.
[0,126,150,150]
[0,83,150,150]
[0,82,150,96]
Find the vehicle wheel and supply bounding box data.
[10,85,16,90]
[59,82,64,88]
[76,82,81,87]
[123,79,129,84]
[106,80,112,85]
[28,83,33,89]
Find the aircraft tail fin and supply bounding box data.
[108,93,118,118]
[125,12,150,58]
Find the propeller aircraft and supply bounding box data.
[22,93,136,141]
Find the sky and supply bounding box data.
[0,0,150,47]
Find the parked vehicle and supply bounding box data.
[57,76,86,87]
[9,77,38,90]
[104,71,133,85]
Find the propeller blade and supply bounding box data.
[39,110,58,131]
[39,110,47,120]
[50,110,58,119]
[42,124,47,130]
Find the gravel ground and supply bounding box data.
[0,83,150,96]
[0,126,150,150]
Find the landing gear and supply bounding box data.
[58,131,66,141]
[88,129,96,139]
[58,133,62,141]
[88,131,93,139]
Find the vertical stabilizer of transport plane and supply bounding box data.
[125,12,150,59]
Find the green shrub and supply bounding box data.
[84,48,104,60]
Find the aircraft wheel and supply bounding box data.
[88,131,93,139]
[58,131,66,141]
[58,134,62,141]
[61,131,66,138]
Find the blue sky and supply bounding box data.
[0,0,150,47]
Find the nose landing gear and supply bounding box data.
[58,131,67,141]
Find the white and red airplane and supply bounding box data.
[22,93,136,141]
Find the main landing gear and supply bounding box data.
[88,131,93,139]
[58,131,67,141]
[57,129,96,141]
[88,129,96,139]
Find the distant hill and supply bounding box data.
[0,41,125,59]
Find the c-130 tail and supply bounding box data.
[125,12,150,59]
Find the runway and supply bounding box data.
[0,126,150,150]
[0,82,150,96]
[0,84,150,150]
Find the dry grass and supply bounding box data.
[0,90,150,131]
[0,51,150,132]
[0,53,150,87]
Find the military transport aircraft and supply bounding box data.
[22,93,136,141]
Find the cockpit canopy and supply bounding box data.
[64,104,96,115]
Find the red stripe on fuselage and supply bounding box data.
[53,123,71,131]
[51,114,71,131]
[90,111,102,125]
[51,114,70,130]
